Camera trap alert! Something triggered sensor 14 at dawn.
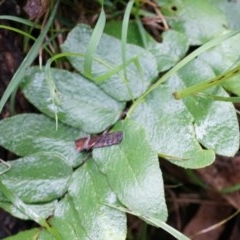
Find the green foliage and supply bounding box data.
[198,33,240,95]
[50,160,127,240]
[0,0,59,113]
[0,114,85,167]
[93,120,167,221]
[1,0,240,239]
[0,152,72,203]
[4,228,53,240]
[158,0,228,44]
[61,24,158,101]
[22,67,125,133]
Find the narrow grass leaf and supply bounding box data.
[175,59,239,156]
[128,29,240,115]
[61,24,158,101]
[84,8,106,77]
[121,0,135,100]
[0,15,40,28]
[0,0,59,113]
[199,33,240,96]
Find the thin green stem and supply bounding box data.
[174,64,240,99]
[121,0,135,100]
[127,30,240,117]
[0,0,60,113]
[197,93,240,103]
[0,15,41,28]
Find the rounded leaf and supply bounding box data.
[93,120,168,223]
[52,160,127,240]
[0,201,57,221]
[176,59,239,156]
[130,84,215,168]
[159,0,228,45]
[61,24,158,101]
[22,67,125,133]
[0,152,72,203]
[199,33,240,96]
[0,113,84,167]
[147,30,189,72]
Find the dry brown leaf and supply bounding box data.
[183,204,232,240]
[197,155,240,209]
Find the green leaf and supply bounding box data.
[199,33,240,96]
[104,21,145,46]
[176,59,239,156]
[84,8,106,77]
[159,0,228,45]
[104,22,188,72]
[130,84,215,168]
[0,113,84,167]
[4,228,54,240]
[0,152,72,203]
[61,24,158,101]
[50,160,127,240]
[93,120,168,223]
[50,198,89,240]
[223,75,240,97]
[199,34,240,74]
[210,0,240,30]
[21,67,125,134]
[147,30,189,72]
[0,200,57,220]
[0,0,59,113]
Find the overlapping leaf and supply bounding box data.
[0,152,72,203]
[0,113,84,167]
[93,120,168,222]
[61,24,158,101]
[104,21,145,47]
[22,67,125,134]
[130,84,215,168]
[4,228,53,240]
[199,33,240,96]
[0,201,57,221]
[1,2,240,239]
[130,58,239,167]
[50,160,127,240]
[147,30,189,72]
[175,59,239,156]
[105,22,189,72]
[211,0,240,30]
[158,0,228,45]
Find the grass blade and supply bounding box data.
[0,0,60,114]
[128,30,240,116]
[83,8,106,77]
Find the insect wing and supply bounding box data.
[75,135,100,151]
[94,131,123,149]
[75,131,123,152]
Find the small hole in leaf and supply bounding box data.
[171,6,178,11]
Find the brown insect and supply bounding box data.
[75,131,123,152]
